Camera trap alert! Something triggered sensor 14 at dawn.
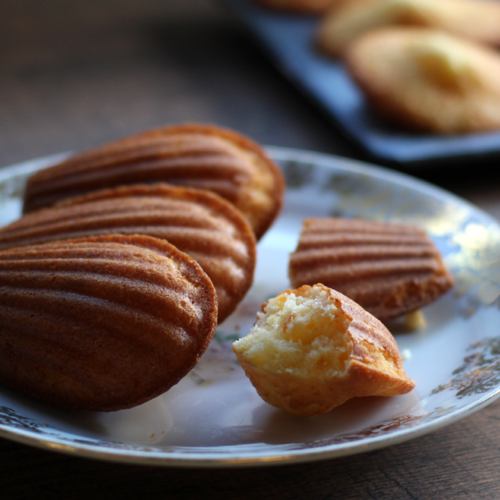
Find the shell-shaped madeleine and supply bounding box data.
[317,0,500,59]
[289,218,454,322]
[344,28,500,134]
[233,284,415,417]
[0,184,256,323]
[0,235,218,411]
[22,123,285,240]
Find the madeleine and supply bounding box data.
[233,284,415,417]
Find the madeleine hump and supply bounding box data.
[344,28,500,134]
[0,184,256,324]
[289,218,454,322]
[233,284,415,417]
[317,0,500,58]
[22,123,285,240]
[0,235,218,411]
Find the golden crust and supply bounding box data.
[317,0,500,58]
[289,218,454,321]
[344,28,500,134]
[22,123,285,240]
[0,235,218,411]
[0,183,256,323]
[233,284,415,417]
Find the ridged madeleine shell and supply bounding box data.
[289,218,454,321]
[22,123,285,240]
[0,235,218,411]
[0,184,256,323]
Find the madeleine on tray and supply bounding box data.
[233,284,415,417]
[317,0,500,58]
[344,28,500,134]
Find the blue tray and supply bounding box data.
[220,0,500,167]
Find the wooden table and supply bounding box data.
[2,1,500,498]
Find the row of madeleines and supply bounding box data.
[0,124,453,416]
[258,0,500,134]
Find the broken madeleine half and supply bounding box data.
[233,284,415,417]
[289,217,454,321]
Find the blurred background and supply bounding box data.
[0,0,356,165]
[2,0,500,221]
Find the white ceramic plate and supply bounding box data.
[1,148,500,467]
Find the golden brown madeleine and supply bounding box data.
[317,0,500,58]
[22,123,284,240]
[289,218,454,322]
[0,184,256,323]
[0,234,218,411]
[255,0,339,14]
[344,28,500,134]
[233,284,415,417]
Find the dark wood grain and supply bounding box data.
[2,1,500,499]
[0,0,357,167]
[2,399,500,499]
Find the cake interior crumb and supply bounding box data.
[233,287,353,378]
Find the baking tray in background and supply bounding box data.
[220,0,500,168]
